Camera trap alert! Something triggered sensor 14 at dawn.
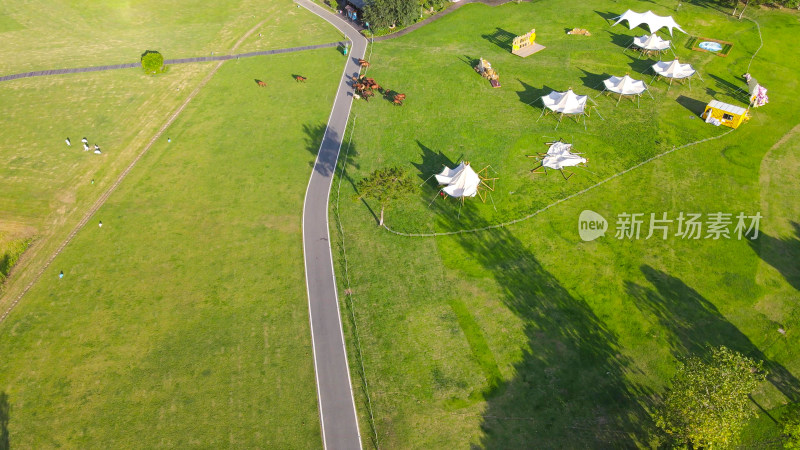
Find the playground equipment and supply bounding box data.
[744,73,769,107]
[702,100,749,129]
[474,58,501,88]
[512,28,546,57]
[528,140,587,180]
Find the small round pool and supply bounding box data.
[699,41,723,52]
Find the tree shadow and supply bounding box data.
[516,80,554,107]
[578,68,610,92]
[0,391,9,450]
[627,265,800,401]
[748,222,800,292]
[411,141,458,187]
[482,28,517,52]
[435,209,654,447]
[675,95,707,116]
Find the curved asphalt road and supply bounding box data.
[297,1,367,448]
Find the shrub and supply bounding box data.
[141,50,165,75]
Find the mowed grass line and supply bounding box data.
[332,0,800,447]
[0,49,344,447]
[0,0,342,74]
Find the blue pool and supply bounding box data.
[699,41,723,52]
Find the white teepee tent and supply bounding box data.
[630,33,673,58]
[613,10,686,35]
[600,75,653,107]
[539,89,600,129]
[435,162,482,198]
[651,59,699,89]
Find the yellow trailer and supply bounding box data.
[702,100,749,129]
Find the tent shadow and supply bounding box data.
[606,30,635,49]
[412,141,458,188]
[627,265,800,401]
[626,55,654,75]
[482,27,516,52]
[579,68,610,92]
[748,222,800,292]
[594,10,619,24]
[675,95,706,116]
[516,79,554,107]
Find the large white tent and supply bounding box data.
[539,89,598,129]
[600,74,653,107]
[651,58,699,89]
[435,162,482,198]
[529,140,587,180]
[630,33,673,58]
[613,10,686,35]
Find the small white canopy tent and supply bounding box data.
[435,162,481,198]
[599,74,654,107]
[613,10,686,35]
[528,140,587,180]
[538,89,602,129]
[651,59,700,89]
[630,33,674,58]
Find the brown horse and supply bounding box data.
[358,59,370,68]
[295,75,307,83]
[255,79,267,87]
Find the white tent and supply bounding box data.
[600,75,653,107]
[651,59,699,89]
[630,33,673,58]
[435,162,482,198]
[529,140,587,180]
[538,89,600,129]
[613,10,686,35]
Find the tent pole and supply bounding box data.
[428,190,442,207]
[616,94,623,107]
[419,173,436,187]
[536,107,546,122]
[593,107,605,121]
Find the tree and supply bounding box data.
[364,0,417,29]
[655,346,766,447]
[781,403,800,448]
[356,166,415,226]
[141,50,165,75]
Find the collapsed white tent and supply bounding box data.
[600,75,653,107]
[613,10,686,35]
[529,141,587,180]
[435,162,482,198]
[651,59,699,89]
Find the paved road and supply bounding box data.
[297,1,367,448]
[0,42,343,82]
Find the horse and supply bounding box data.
[295,75,307,83]
[358,59,370,68]
[256,80,267,87]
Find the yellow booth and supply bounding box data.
[702,100,749,129]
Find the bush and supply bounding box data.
[141,50,165,75]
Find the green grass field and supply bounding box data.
[333,0,800,447]
[0,0,342,74]
[0,0,350,446]
[0,49,344,446]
